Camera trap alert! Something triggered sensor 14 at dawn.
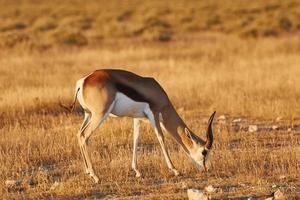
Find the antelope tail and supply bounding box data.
[60,88,80,112]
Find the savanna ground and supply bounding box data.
[0,0,300,199]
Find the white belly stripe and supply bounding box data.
[111,92,149,118]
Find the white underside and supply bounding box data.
[110,92,149,118]
[76,76,154,119]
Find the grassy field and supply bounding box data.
[1,0,300,199]
[1,0,300,48]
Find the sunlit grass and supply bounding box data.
[1,0,300,47]
[0,32,300,198]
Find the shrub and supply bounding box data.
[279,17,292,31]
[33,17,57,31]
[1,21,27,32]
[54,30,88,46]
[263,28,278,37]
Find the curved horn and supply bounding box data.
[205,111,216,149]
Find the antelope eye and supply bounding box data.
[202,150,207,156]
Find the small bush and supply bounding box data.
[145,17,171,29]
[1,21,27,32]
[33,17,57,31]
[263,28,278,37]
[117,10,133,22]
[206,15,221,28]
[54,31,88,46]
[14,22,27,30]
[180,17,193,24]
[241,28,258,38]
[158,32,172,42]
[0,32,30,47]
[279,17,292,31]
[240,16,255,28]
[79,17,93,30]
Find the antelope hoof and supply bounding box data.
[135,171,142,178]
[87,171,99,183]
[133,169,142,178]
[91,174,99,183]
[172,169,180,176]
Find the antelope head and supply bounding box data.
[185,111,216,172]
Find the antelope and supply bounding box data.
[63,69,216,183]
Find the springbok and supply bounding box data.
[63,69,216,183]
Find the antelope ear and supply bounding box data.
[205,111,216,149]
[185,128,196,146]
[185,127,192,138]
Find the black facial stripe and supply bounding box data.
[115,82,150,104]
[202,149,208,156]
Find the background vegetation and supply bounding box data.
[1,0,300,48]
[0,0,299,199]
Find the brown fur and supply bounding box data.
[82,69,206,153]
[83,71,116,114]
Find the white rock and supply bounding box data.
[218,115,226,120]
[272,184,277,188]
[50,181,60,190]
[279,175,286,180]
[187,189,209,200]
[272,125,279,130]
[287,128,292,132]
[274,189,284,199]
[248,125,258,132]
[204,185,216,193]
[265,197,274,200]
[232,118,242,123]
[5,179,22,187]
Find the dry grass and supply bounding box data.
[0,33,300,199]
[0,1,300,199]
[1,0,300,47]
